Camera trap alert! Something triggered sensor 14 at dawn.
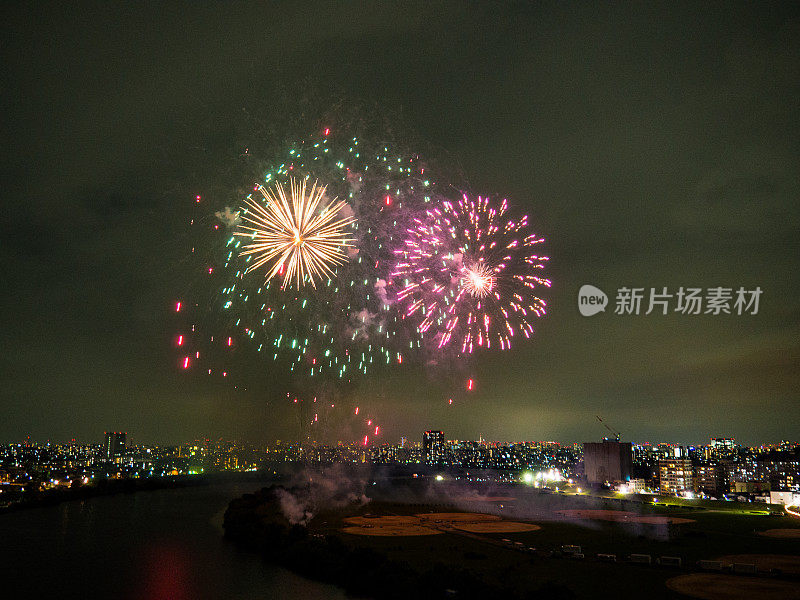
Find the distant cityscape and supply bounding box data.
[1,431,798,509]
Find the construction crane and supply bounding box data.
[596,415,621,441]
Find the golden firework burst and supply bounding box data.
[236,178,355,289]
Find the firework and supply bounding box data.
[461,262,495,298]
[236,178,355,289]
[170,129,432,449]
[188,128,437,383]
[171,124,551,448]
[393,194,550,353]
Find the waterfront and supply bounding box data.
[0,479,351,599]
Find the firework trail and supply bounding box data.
[392,194,550,355]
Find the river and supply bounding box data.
[0,480,351,599]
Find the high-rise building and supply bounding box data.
[710,438,736,460]
[724,458,760,492]
[104,431,126,460]
[756,449,800,492]
[659,458,692,494]
[370,444,397,464]
[693,463,723,496]
[583,438,632,485]
[423,430,445,465]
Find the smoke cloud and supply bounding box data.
[275,464,370,526]
[374,278,390,306]
[214,206,241,227]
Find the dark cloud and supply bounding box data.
[1,1,798,444]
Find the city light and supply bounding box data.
[2,434,798,512]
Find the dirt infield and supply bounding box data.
[554,509,695,525]
[717,554,800,574]
[665,574,800,600]
[758,528,800,538]
[415,512,501,522]
[341,512,540,536]
[340,525,442,537]
[629,515,695,524]
[454,521,541,533]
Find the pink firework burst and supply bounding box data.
[392,194,550,353]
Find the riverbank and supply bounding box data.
[0,470,277,515]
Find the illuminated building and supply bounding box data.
[370,444,397,464]
[658,458,692,495]
[104,432,126,460]
[423,431,445,465]
[755,450,800,491]
[709,438,736,460]
[732,480,770,494]
[627,478,647,493]
[769,491,800,506]
[724,458,763,493]
[693,463,723,496]
[583,438,632,485]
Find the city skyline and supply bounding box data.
[2,431,796,450]
[4,431,797,502]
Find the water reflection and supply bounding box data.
[0,481,352,600]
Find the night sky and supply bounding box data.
[2,2,798,445]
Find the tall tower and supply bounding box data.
[423,430,445,465]
[104,431,127,459]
